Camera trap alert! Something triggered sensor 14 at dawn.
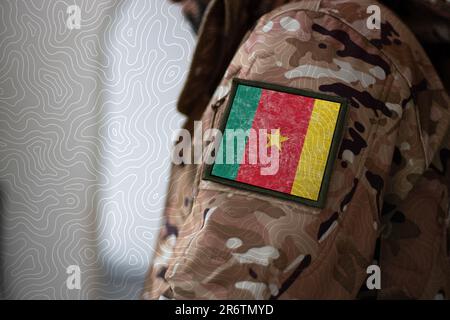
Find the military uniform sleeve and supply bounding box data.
[158,4,399,299]
[158,2,450,299]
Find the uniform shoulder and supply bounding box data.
[256,0,444,91]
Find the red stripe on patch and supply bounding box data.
[235,89,315,193]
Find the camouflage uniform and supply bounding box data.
[143,0,450,299]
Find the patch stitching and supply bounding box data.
[203,78,348,208]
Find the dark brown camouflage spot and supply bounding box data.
[365,170,384,216]
[369,21,401,49]
[156,266,168,279]
[249,268,258,279]
[165,221,179,238]
[312,24,391,75]
[317,211,339,241]
[354,121,365,133]
[391,211,405,223]
[320,83,393,117]
[338,127,367,160]
[340,178,359,212]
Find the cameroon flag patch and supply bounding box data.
[203,79,347,208]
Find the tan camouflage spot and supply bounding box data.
[284,59,377,88]
[285,38,333,65]
[318,220,338,243]
[269,283,279,296]
[153,235,176,266]
[204,207,217,225]
[342,149,355,164]
[280,16,300,32]
[368,66,386,80]
[262,20,273,33]
[283,254,305,273]
[167,261,180,278]
[373,221,378,231]
[232,246,280,266]
[167,234,177,246]
[430,104,442,122]
[386,103,402,117]
[235,281,267,300]
[400,142,410,151]
[226,237,243,249]
[213,84,230,100]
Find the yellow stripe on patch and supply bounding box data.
[290,99,341,201]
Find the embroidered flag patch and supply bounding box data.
[203,79,347,208]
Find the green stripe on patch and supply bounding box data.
[211,84,261,180]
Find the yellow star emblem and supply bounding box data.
[267,128,289,151]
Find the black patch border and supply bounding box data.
[203,78,348,208]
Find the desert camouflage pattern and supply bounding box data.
[143,0,450,299]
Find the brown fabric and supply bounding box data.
[143,0,450,299]
[175,0,450,116]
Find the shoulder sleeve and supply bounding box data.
[161,5,449,299]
